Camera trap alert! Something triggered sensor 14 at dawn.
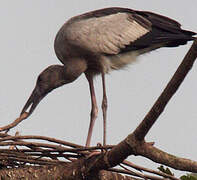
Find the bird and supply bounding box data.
[20,7,196,147]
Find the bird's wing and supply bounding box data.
[65,12,152,55]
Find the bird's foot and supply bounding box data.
[87,151,101,158]
[86,142,107,159]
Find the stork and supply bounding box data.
[20,7,196,147]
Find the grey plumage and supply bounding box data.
[54,7,195,74]
[21,7,196,146]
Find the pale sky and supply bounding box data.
[0,0,197,176]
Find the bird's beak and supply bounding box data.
[20,87,46,118]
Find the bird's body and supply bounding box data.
[54,7,195,75]
[21,7,196,147]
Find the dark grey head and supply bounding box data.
[20,65,70,118]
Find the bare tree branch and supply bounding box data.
[136,143,197,172]
[133,38,197,140]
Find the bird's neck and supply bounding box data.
[62,59,87,83]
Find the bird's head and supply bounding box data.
[20,65,72,118]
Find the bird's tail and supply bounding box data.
[127,28,196,53]
[137,10,196,47]
[160,30,196,47]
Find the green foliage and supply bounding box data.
[181,174,197,180]
[158,165,174,176]
[158,165,197,180]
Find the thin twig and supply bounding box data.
[119,164,146,179]
[0,135,83,148]
[109,168,167,180]
[0,134,114,151]
[122,160,179,180]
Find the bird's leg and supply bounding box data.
[85,73,98,147]
[101,72,107,146]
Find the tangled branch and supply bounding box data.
[0,132,178,180]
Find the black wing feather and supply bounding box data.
[120,9,196,53]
